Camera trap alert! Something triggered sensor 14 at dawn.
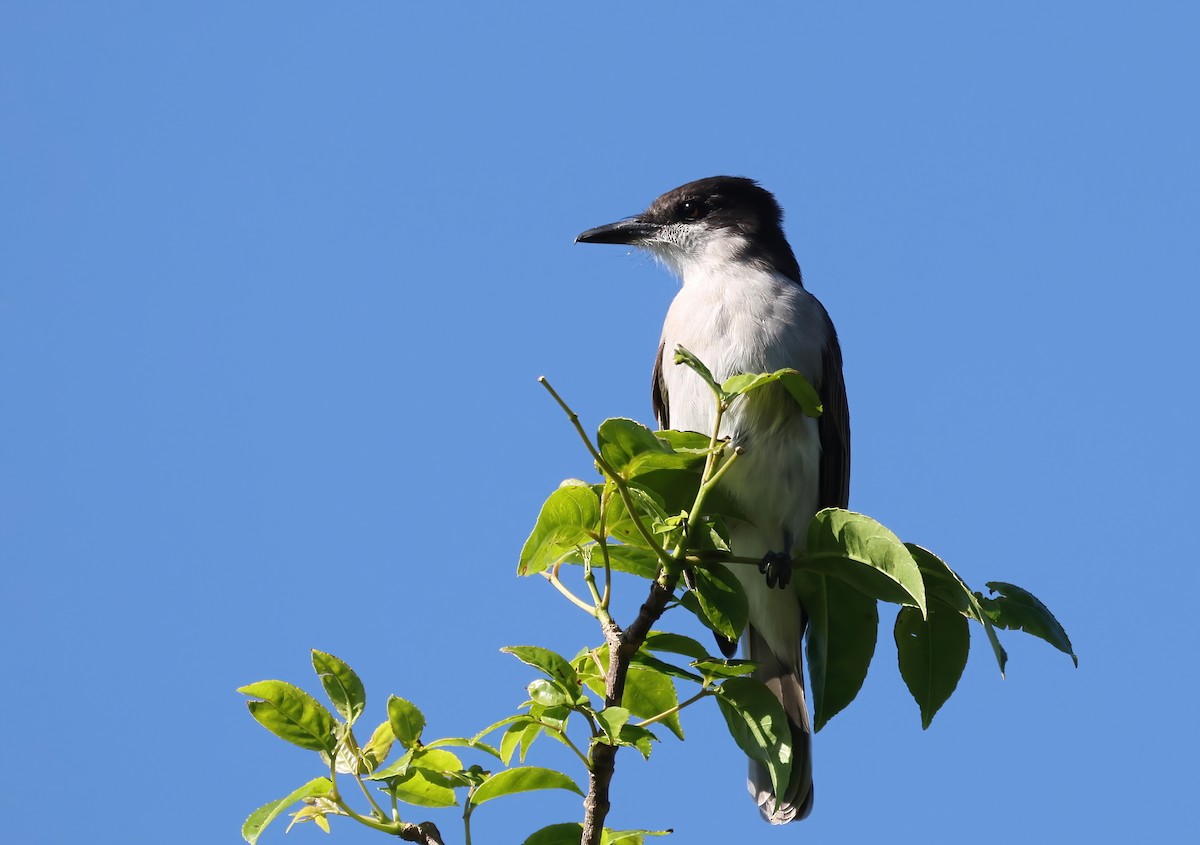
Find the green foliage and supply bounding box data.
[979,581,1078,667]
[796,571,879,731]
[239,349,1076,843]
[715,678,794,798]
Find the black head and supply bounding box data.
[576,176,802,284]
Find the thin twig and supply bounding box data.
[543,562,599,616]
[539,377,675,570]
[634,690,711,728]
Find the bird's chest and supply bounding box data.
[658,269,824,534]
[660,269,822,431]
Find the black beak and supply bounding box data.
[575,217,659,245]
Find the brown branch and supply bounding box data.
[581,574,680,845]
[398,821,446,845]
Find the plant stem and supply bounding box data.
[634,690,711,728]
[539,377,675,571]
[544,562,599,615]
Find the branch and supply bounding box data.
[539,378,675,571]
[398,821,446,845]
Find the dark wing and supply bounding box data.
[651,340,669,430]
[817,320,851,510]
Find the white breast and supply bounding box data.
[659,260,828,662]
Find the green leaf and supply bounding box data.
[691,659,757,682]
[615,723,658,759]
[310,650,365,726]
[643,631,710,660]
[519,483,602,576]
[721,369,823,417]
[470,766,583,806]
[715,677,793,800]
[366,747,414,780]
[239,681,337,753]
[597,418,678,477]
[562,544,661,579]
[672,345,722,397]
[622,664,684,739]
[528,678,571,707]
[596,706,631,740]
[607,483,670,548]
[516,722,543,762]
[524,823,584,845]
[500,720,532,765]
[805,509,926,614]
[631,650,702,683]
[625,466,708,523]
[241,777,332,845]
[688,563,748,641]
[361,721,395,773]
[387,695,426,749]
[576,646,683,738]
[652,429,713,454]
[424,736,502,759]
[502,646,582,695]
[795,572,879,731]
[979,582,1078,667]
[906,544,1007,676]
[410,747,465,786]
[388,768,458,808]
[895,600,970,728]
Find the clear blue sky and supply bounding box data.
[3,3,1197,843]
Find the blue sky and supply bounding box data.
[3,3,1197,843]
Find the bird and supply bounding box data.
[575,176,850,824]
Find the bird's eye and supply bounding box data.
[679,199,708,221]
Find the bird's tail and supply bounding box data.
[746,624,814,824]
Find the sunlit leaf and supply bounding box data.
[519,484,602,576]
[361,721,395,773]
[387,695,425,749]
[596,706,631,740]
[622,665,683,740]
[562,544,660,579]
[672,346,722,397]
[721,368,822,417]
[310,650,365,726]
[239,680,337,753]
[470,766,583,806]
[805,509,926,613]
[425,736,502,759]
[596,418,682,478]
[715,677,792,799]
[387,768,458,808]
[528,678,571,707]
[502,646,582,696]
[242,777,332,844]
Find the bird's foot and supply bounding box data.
[759,550,793,589]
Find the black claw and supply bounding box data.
[759,551,792,589]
